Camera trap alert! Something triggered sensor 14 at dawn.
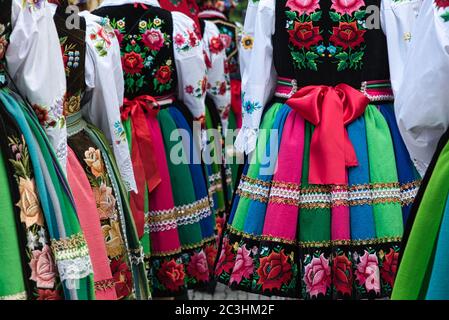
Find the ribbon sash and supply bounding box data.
[286,84,369,185]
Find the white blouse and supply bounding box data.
[202,20,231,132]
[6,0,67,168]
[80,11,137,192]
[387,0,449,176]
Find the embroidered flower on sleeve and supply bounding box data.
[241,35,254,50]
[89,26,113,57]
[174,29,200,52]
[23,0,45,11]
[435,0,449,21]
[185,76,207,98]
[209,36,225,54]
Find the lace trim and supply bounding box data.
[51,233,93,284]
[147,197,212,232]
[236,174,270,203]
[0,291,27,300]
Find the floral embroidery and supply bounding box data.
[303,253,331,298]
[208,80,228,96]
[111,16,172,94]
[229,244,254,284]
[215,238,236,276]
[111,258,133,299]
[7,135,63,298]
[285,0,366,71]
[174,29,200,52]
[89,26,114,57]
[379,247,399,288]
[185,76,207,98]
[354,250,381,294]
[0,23,9,61]
[257,248,293,291]
[186,250,210,282]
[435,0,449,21]
[157,259,186,291]
[242,94,262,114]
[332,250,353,296]
[37,289,62,300]
[209,36,225,54]
[241,35,254,50]
[22,0,44,11]
[331,0,365,15]
[113,120,127,145]
[153,60,174,93]
[204,244,218,274]
[285,2,323,71]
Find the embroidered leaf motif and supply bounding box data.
[337,60,347,71]
[305,51,318,60]
[335,52,348,60]
[329,11,341,22]
[308,60,318,71]
[354,10,366,20]
[441,11,449,22]
[285,10,297,21]
[310,11,322,22]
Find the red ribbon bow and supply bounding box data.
[121,95,161,238]
[133,2,149,9]
[286,84,369,185]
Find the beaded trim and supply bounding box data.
[94,278,116,292]
[51,233,89,261]
[236,175,271,203]
[208,172,223,193]
[147,197,212,232]
[0,291,27,300]
[268,180,301,206]
[401,180,421,206]
[274,78,298,99]
[226,224,402,248]
[150,235,216,257]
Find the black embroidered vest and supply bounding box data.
[53,4,87,116]
[273,0,389,88]
[93,4,178,99]
[0,0,12,88]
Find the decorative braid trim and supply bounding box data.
[147,197,212,232]
[150,236,216,257]
[0,291,27,300]
[51,233,90,261]
[236,175,270,203]
[94,278,116,292]
[268,180,301,206]
[226,224,401,248]
[400,180,421,206]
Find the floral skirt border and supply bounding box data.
[215,229,400,299]
[147,239,218,297]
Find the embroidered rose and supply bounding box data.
[209,36,224,54]
[286,0,320,15]
[174,33,186,47]
[16,177,44,228]
[102,220,125,258]
[84,147,105,178]
[188,30,199,47]
[355,250,380,294]
[257,249,293,291]
[93,183,117,220]
[219,82,227,95]
[380,248,399,287]
[435,0,449,9]
[32,104,55,127]
[64,94,81,115]
[331,0,365,15]
[29,245,57,289]
[204,244,218,274]
[37,289,62,300]
[142,28,165,51]
[185,85,194,94]
[0,35,8,60]
[215,238,235,275]
[111,258,132,299]
[97,27,112,47]
[303,253,331,298]
[155,65,172,84]
[330,22,365,49]
[230,244,254,284]
[158,259,186,291]
[122,52,144,75]
[332,254,353,296]
[288,21,323,49]
[187,251,210,282]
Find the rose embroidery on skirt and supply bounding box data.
[303,253,331,298]
[257,249,293,291]
[187,250,210,282]
[29,245,57,289]
[332,253,353,296]
[157,259,186,291]
[380,248,399,287]
[215,238,236,276]
[355,250,381,294]
[230,244,254,284]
